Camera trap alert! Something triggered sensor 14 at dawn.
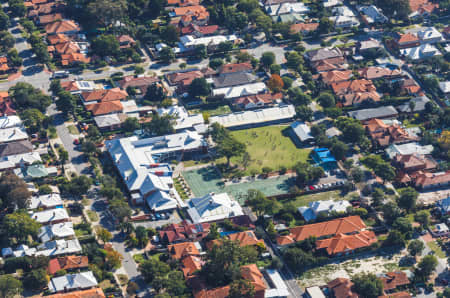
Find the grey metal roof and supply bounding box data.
[348,105,398,121]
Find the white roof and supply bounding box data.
[323,0,342,8]
[264,269,290,298]
[417,27,443,42]
[439,81,450,94]
[212,82,268,99]
[436,223,449,233]
[358,5,387,23]
[94,113,122,128]
[298,200,351,221]
[0,127,28,143]
[31,208,69,224]
[0,116,22,129]
[209,105,295,128]
[330,15,360,27]
[157,106,204,131]
[291,121,313,142]
[75,80,96,92]
[122,100,139,114]
[438,197,450,213]
[13,239,82,257]
[400,44,441,60]
[146,190,178,212]
[332,5,355,16]
[187,192,243,223]
[180,35,237,48]
[48,271,98,293]
[0,151,41,170]
[386,142,434,158]
[38,222,75,243]
[306,286,326,298]
[28,193,63,210]
[266,2,310,16]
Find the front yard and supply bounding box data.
[279,190,359,208]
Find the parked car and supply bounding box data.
[73,139,80,145]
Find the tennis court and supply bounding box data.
[182,166,294,203]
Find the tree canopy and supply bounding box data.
[9,83,52,112]
[352,273,384,298]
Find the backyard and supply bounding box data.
[280,190,359,208]
[217,125,311,175]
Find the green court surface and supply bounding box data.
[182,166,294,203]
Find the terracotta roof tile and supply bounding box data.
[379,291,412,298]
[45,20,80,34]
[320,70,352,84]
[379,271,410,291]
[168,242,200,260]
[397,33,419,44]
[316,230,377,255]
[290,22,319,34]
[44,288,105,298]
[218,62,252,74]
[181,255,204,277]
[86,100,123,116]
[82,88,128,102]
[327,278,358,298]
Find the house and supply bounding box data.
[289,23,319,35]
[186,192,244,223]
[116,35,135,49]
[409,0,439,16]
[437,197,450,215]
[290,121,313,145]
[358,38,382,52]
[385,142,433,159]
[378,271,410,293]
[331,79,380,107]
[276,215,366,246]
[208,231,264,249]
[166,69,204,93]
[0,151,42,171]
[39,222,75,243]
[417,27,444,44]
[48,255,89,275]
[435,223,449,236]
[213,72,257,88]
[0,140,33,157]
[316,230,377,256]
[28,193,63,210]
[330,6,360,28]
[167,241,201,260]
[118,75,159,96]
[179,34,238,52]
[240,264,267,298]
[81,88,128,105]
[181,255,204,277]
[358,5,387,24]
[327,278,358,298]
[312,148,336,168]
[414,171,450,190]
[399,78,422,96]
[298,200,351,222]
[61,53,90,66]
[439,81,450,99]
[180,24,219,37]
[45,20,80,35]
[106,132,205,205]
[323,0,342,7]
[348,106,398,121]
[159,221,211,244]
[365,118,418,147]
[395,33,420,49]
[15,164,58,180]
[218,62,252,75]
[44,288,105,298]
[232,92,282,110]
[0,57,9,73]
[38,13,63,25]
[393,153,437,173]
[212,82,268,99]
[157,105,204,132]
[264,269,290,297]
[400,44,441,60]
[12,239,82,257]
[61,80,96,94]
[209,104,295,130]
[86,101,123,116]
[94,113,128,131]
[48,271,98,293]
[304,47,344,63]
[171,5,209,26]
[358,67,402,80]
[397,95,430,113]
[31,208,70,225]
[320,70,352,84]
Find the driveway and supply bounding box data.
[247,43,287,65]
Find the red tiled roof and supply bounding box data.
[173,5,209,20]
[194,286,230,298]
[181,24,219,35]
[233,92,282,107]
[45,288,105,298]
[61,80,79,92]
[39,13,62,25]
[397,33,419,44]
[320,70,352,84]
[55,41,80,55]
[86,100,123,116]
[167,0,200,6]
[379,291,412,298]
[415,171,450,188]
[365,118,418,147]
[218,62,252,74]
[240,264,266,296]
[45,20,80,34]
[379,272,410,291]
[47,33,70,45]
[82,88,128,102]
[394,153,437,172]
[48,256,89,275]
[61,53,90,65]
[167,70,204,87]
[316,230,377,255]
[290,22,319,34]
[327,278,358,298]
[181,255,204,277]
[409,0,438,12]
[358,67,402,80]
[277,216,366,245]
[168,242,200,260]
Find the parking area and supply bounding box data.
[132,210,182,229]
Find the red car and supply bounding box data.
[308,185,314,190]
[73,139,80,145]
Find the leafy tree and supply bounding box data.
[378,0,410,19]
[330,140,348,161]
[49,79,62,95]
[350,168,364,183]
[361,154,395,183]
[209,58,224,69]
[145,83,166,102]
[201,239,258,287]
[9,83,52,112]
[0,172,31,209]
[352,273,384,298]
[294,162,324,187]
[415,255,437,282]
[3,211,40,242]
[408,239,424,257]
[64,175,92,196]
[384,230,406,248]
[246,189,279,217]
[382,201,402,224]
[285,51,303,70]
[135,226,149,247]
[289,88,312,106]
[0,275,22,297]
[162,25,179,44]
[371,188,384,206]
[159,47,175,64]
[59,148,69,164]
[336,117,365,143]
[96,227,112,244]
[56,91,76,115]
[318,92,335,108]
[87,0,127,28]
[139,259,170,283]
[260,52,275,68]
[109,199,132,222]
[189,78,210,98]
[9,0,26,17]
[318,17,333,34]
[229,278,255,298]
[267,74,284,92]
[23,269,48,291]
[397,187,418,213]
[122,117,140,133]
[104,246,123,270]
[0,31,15,52]
[126,281,139,296]
[254,13,272,32]
[0,11,10,30]
[193,44,207,60]
[20,109,46,133]
[283,247,320,274]
[217,41,233,53]
[414,210,430,228]
[91,34,120,57]
[296,105,313,121]
[216,134,246,167]
[236,51,252,62]
[144,113,174,136]
[392,217,413,237]
[6,48,22,68]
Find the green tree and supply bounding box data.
[23,269,48,291]
[216,134,246,167]
[336,117,365,143]
[260,52,275,68]
[414,210,431,228]
[139,259,170,283]
[229,278,255,298]
[91,34,120,57]
[246,189,279,217]
[162,25,179,44]
[0,275,22,298]
[123,117,140,133]
[384,230,406,248]
[0,172,31,209]
[415,255,437,282]
[56,91,76,115]
[144,113,174,136]
[9,82,52,112]
[65,175,92,196]
[135,226,149,247]
[3,211,40,242]
[81,140,98,155]
[0,11,10,31]
[283,247,320,274]
[0,31,15,52]
[193,44,207,60]
[96,227,112,244]
[9,1,26,17]
[318,92,335,108]
[159,47,175,64]
[189,78,211,98]
[382,201,402,224]
[393,217,413,237]
[352,273,384,298]
[397,187,418,213]
[209,58,224,69]
[378,0,410,19]
[285,51,303,70]
[296,105,313,121]
[109,199,132,222]
[87,0,127,28]
[408,240,424,257]
[318,17,333,34]
[330,139,348,161]
[145,83,166,102]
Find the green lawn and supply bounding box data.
[86,210,99,222]
[427,241,446,258]
[221,125,311,175]
[190,105,231,116]
[281,190,357,208]
[67,125,79,135]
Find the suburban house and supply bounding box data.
[417,27,444,44]
[170,5,209,26]
[212,82,268,99]
[331,79,380,107]
[304,47,346,72]
[28,193,63,210]
[48,271,98,293]
[8,239,82,258]
[394,33,420,49]
[181,24,219,37]
[0,57,9,73]
[408,0,439,17]
[181,255,204,278]
[400,44,442,60]
[31,208,70,226]
[106,132,206,205]
[290,121,313,146]
[320,70,352,85]
[276,215,367,246]
[45,20,80,35]
[61,80,96,94]
[209,104,295,130]
[116,34,136,49]
[81,88,128,105]
[385,142,433,159]
[232,92,283,110]
[290,23,319,35]
[358,5,387,24]
[218,62,252,74]
[358,38,382,52]
[315,230,377,256]
[439,81,450,99]
[393,153,437,173]
[178,34,238,52]
[167,241,201,260]
[159,221,211,244]
[0,140,33,157]
[157,105,204,132]
[358,67,402,80]
[212,72,257,88]
[330,6,360,28]
[378,271,410,294]
[166,69,206,93]
[118,76,160,97]
[365,118,418,147]
[437,197,450,215]
[327,278,358,298]
[94,113,128,131]
[398,78,423,96]
[414,171,450,190]
[397,95,430,113]
[348,106,398,122]
[207,231,264,249]
[47,255,89,275]
[0,151,42,171]
[45,288,105,298]
[298,200,351,222]
[60,53,90,66]
[186,192,244,223]
[38,222,75,243]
